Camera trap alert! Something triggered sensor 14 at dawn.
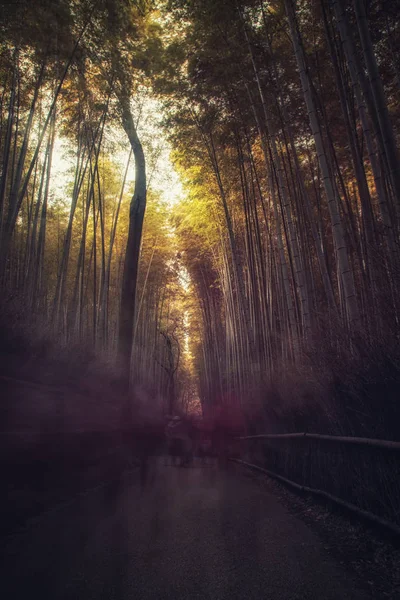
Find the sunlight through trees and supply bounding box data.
[1,0,400,436]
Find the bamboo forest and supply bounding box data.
[2,0,400,434]
[2,2,400,596]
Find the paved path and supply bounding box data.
[1,458,370,599]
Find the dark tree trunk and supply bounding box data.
[117,96,147,392]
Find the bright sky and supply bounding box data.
[114,139,185,208]
[50,133,185,209]
[50,136,74,200]
[50,96,185,209]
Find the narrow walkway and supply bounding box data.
[1,459,370,599]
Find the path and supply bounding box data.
[0,458,370,599]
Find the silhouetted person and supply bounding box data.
[165,416,192,466]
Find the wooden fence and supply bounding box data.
[233,432,400,535]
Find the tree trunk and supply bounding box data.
[117,95,147,391]
[353,0,400,210]
[330,0,394,251]
[285,0,359,327]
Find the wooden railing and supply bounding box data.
[238,431,400,450]
[233,431,400,535]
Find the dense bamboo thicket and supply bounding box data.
[1,0,400,436]
[0,0,194,419]
[165,0,400,436]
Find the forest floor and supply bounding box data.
[232,462,400,600]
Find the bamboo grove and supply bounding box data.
[0,0,191,415]
[1,0,400,434]
[166,0,400,434]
